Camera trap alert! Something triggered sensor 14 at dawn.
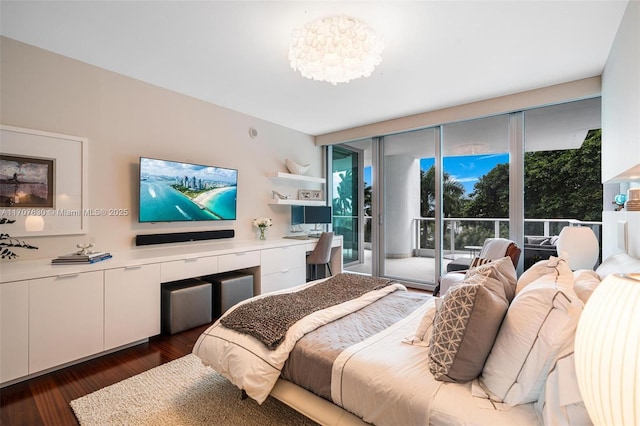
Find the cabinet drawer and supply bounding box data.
[1,281,29,383]
[261,267,306,294]
[218,250,260,272]
[161,256,218,282]
[260,245,306,276]
[104,264,161,350]
[29,271,104,374]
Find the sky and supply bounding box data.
[363,153,509,196]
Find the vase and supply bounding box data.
[258,227,267,240]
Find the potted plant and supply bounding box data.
[1,218,38,259]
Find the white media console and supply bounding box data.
[0,236,342,386]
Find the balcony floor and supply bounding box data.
[343,249,465,289]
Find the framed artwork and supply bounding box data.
[0,154,55,208]
[0,125,88,237]
[298,190,312,200]
[310,190,323,200]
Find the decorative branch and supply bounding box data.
[0,218,39,259]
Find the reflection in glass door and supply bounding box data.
[331,145,363,267]
[441,115,510,273]
[381,129,437,288]
[523,99,603,270]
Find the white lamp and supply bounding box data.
[24,215,45,232]
[288,15,384,85]
[556,226,599,270]
[575,273,640,425]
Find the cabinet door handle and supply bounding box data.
[125,265,143,270]
[235,252,246,256]
[281,268,290,273]
[185,258,199,263]
[57,273,80,279]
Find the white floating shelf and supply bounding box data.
[268,172,325,184]
[268,199,326,206]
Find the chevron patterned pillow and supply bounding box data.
[428,276,509,383]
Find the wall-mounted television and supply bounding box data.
[139,157,237,223]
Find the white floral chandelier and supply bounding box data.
[288,15,384,85]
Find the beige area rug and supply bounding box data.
[70,354,318,425]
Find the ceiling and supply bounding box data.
[0,1,629,136]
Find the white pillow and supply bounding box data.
[479,272,583,406]
[438,272,466,297]
[573,269,600,304]
[404,298,438,346]
[595,252,640,279]
[516,256,571,294]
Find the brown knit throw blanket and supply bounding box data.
[220,273,397,350]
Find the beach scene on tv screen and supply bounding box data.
[139,158,237,222]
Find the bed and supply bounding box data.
[192,253,632,425]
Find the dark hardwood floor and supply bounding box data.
[0,322,213,426]
[1,284,430,426]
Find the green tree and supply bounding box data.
[333,170,354,216]
[524,129,602,222]
[420,166,465,218]
[364,184,372,242]
[463,163,510,218]
[420,166,466,249]
[459,130,602,223]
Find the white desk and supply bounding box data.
[0,236,342,386]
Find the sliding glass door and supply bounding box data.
[441,115,510,272]
[523,98,603,268]
[381,129,437,287]
[330,144,365,268]
[330,97,602,288]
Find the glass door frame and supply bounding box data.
[326,144,366,268]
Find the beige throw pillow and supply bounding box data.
[428,275,508,383]
[465,256,517,302]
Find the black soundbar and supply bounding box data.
[135,229,235,246]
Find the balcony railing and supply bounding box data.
[337,214,601,265]
[356,215,600,251]
[412,217,600,254]
[338,215,602,278]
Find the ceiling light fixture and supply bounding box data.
[288,15,384,85]
[454,143,491,156]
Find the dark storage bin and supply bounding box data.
[203,272,254,317]
[161,278,212,335]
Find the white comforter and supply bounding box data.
[192,279,406,404]
[194,279,541,425]
[331,298,540,426]
[331,299,441,425]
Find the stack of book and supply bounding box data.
[52,251,112,264]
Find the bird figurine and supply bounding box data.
[76,242,95,255]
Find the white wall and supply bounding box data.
[0,37,322,260]
[601,0,640,258]
[316,77,601,146]
[601,0,640,183]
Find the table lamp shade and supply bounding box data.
[557,226,599,270]
[24,215,45,232]
[574,273,640,425]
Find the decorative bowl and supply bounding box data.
[285,158,310,175]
